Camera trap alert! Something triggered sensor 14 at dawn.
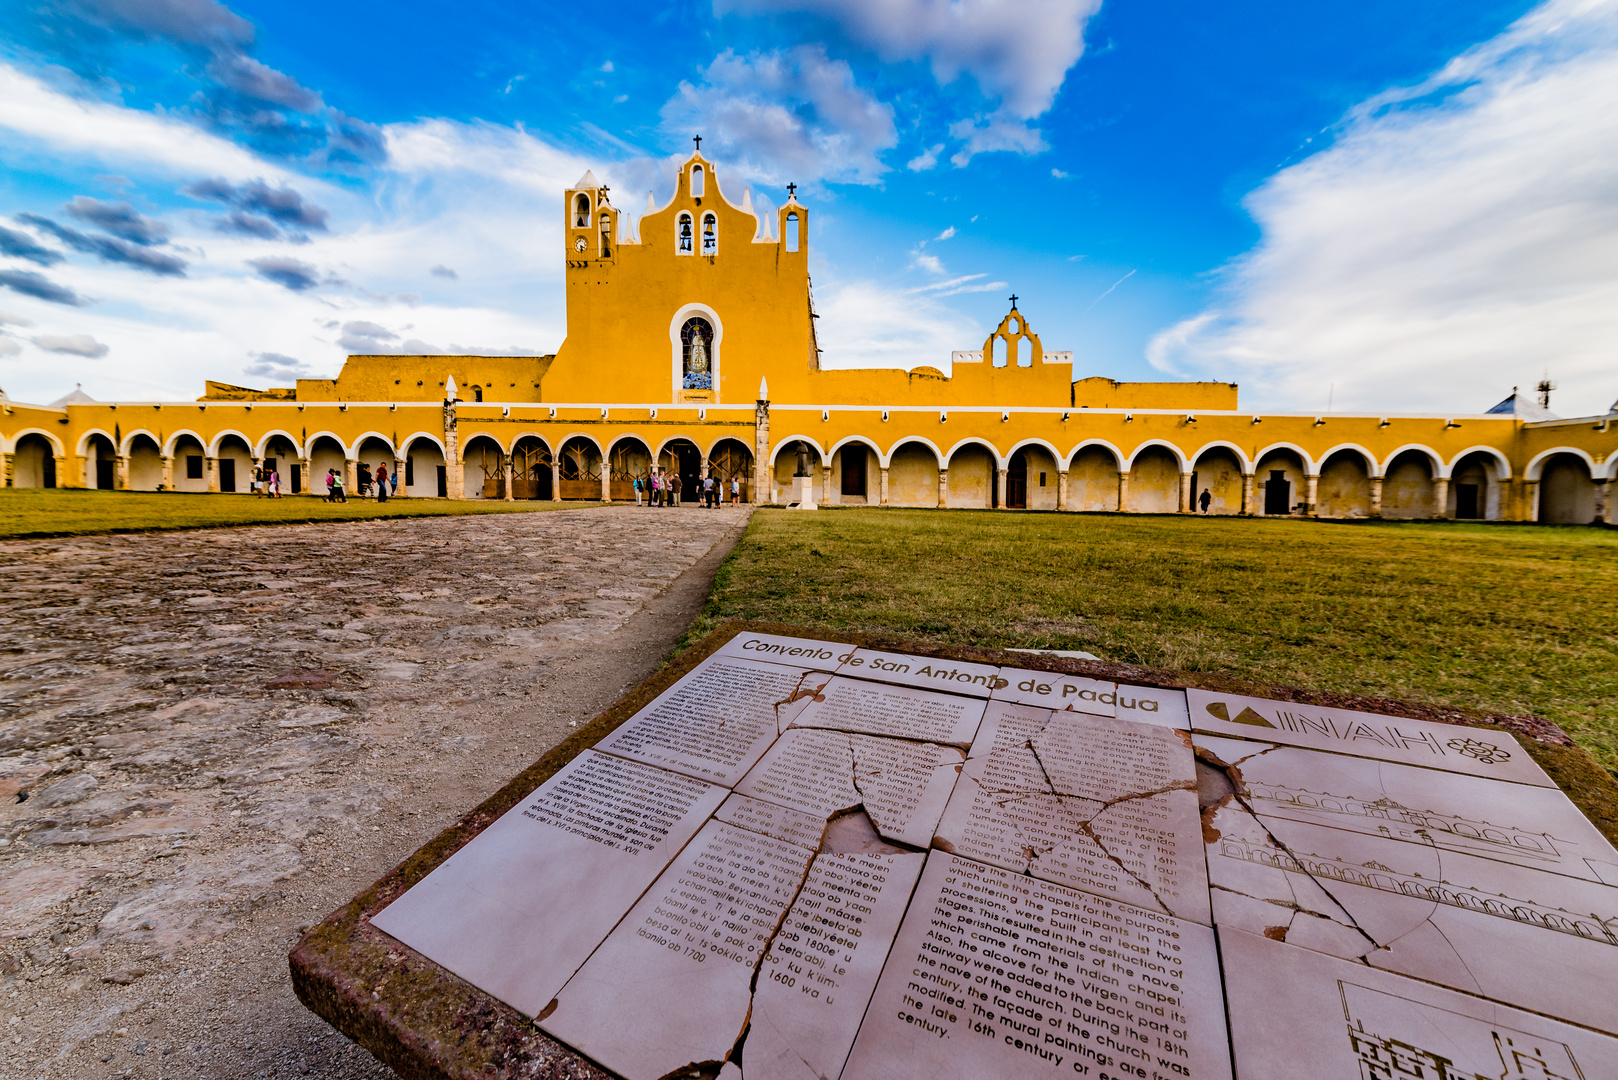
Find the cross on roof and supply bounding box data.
[693,135,702,151]
[787,182,797,197]
[1009,294,1018,307]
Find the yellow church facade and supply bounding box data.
[3,151,1614,523]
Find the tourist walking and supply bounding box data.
[650,473,660,507]
[634,476,643,505]
[375,463,389,502]
[730,476,739,506]
[1199,488,1212,513]
[357,462,373,498]
[670,473,681,506]
[269,467,282,498]
[390,467,399,497]
[325,468,347,502]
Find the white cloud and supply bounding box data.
[907,143,943,171]
[813,277,979,371]
[911,252,946,275]
[934,225,955,241]
[1148,0,1618,417]
[0,337,21,357]
[660,46,897,186]
[36,333,109,357]
[718,0,1100,119]
[948,114,1048,166]
[0,310,35,327]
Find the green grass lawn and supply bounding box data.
[693,509,1618,773]
[0,488,601,539]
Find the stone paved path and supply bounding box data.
[0,505,751,1079]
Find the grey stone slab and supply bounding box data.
[1219,926,1618,1080]
[936,704,1210,923]
[991,668,1117,716]
[370,750,727,1018]
[1116,683,1189,728]
[593,655,830,786]
[1185,687,1553,786]
[538,819,816,1080]
[790,675,987,747]
[735,727,965,849]
[714,791,828,850]
[745,850,927,1080]
[1203,783,1618,1033]
[713,631,856,670]
[836,648,1006,698]
[1196,733,1618,885]
[841,853,1232,1080]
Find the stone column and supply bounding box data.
[158,454,173,491]
[2,452,13,487]
[1240,473,1254,515]
[443,398,464,500]
[1524,479,1540,522]
[1179,471,1193,513]
[821,464,833,507]
[298,457,311,496]
[1057,470,1069,511]
[345,458,358,497]
[1432,476,1450,519]
[395,458,406,497]
[1117,472,1131,513]
[1592,479,1608,525]
[1370,477,1384,518]
[996,468,1008,509]
[206,456,220,493]
[52,456,68,490]
[600,455,611,503]
[551,459,561,502]
[73,454,89,489]
[754,393,771,505]
[1305,474,1319,517]
[880,466,890,506]
[114,455,129,491]
[504,454,515,501]
[937,468,949,509]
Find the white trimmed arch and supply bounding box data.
[5,427,65,456]
[945,437,1006,470]
[1446,445,1512,481]
[251,429,302,457]
[669,303,724,401]
[1188,440,1254,475]
[768,435,828,468]
[883,435,945,466]
[75,428,117,456]
[1123,440,1190,472]
[206,429,254,456]
[651,433,703,460]
[703,432,755,459]
[1315,442,1379,478]
[1061,438,1124,471]
[1253,441,1318,476]
[1525,446,1596,482]
[1004,437,1063,469]
[1606,456,1618,482]
[554,431,605,457]
[605,431,655,456]
[827,434,887,467]
[162,428,209,456]
[302,430,352,457]
[119,428,163,455]
[1379,443,1445,479]
[400,431,448,454]
[350,430,399,455]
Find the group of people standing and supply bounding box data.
[322,462,396,503]
[250,465,284,498]
[632,471,740,507]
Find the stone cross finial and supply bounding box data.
[693,135,702,151]
[1009,294,1018,307]
[787,183,797,197]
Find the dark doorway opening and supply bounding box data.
[1007,450,1028,509]
[405,457,414,486]
[841,445,868,498]
[1264,470,1291,515]
[675,444,701,501]
[291,463,302,494]
[96,458,114,490]
[1456,484,1480,519]
[436,465,448,497]
[43,454,56,488]
[219,458,236,492]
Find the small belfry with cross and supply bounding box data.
[1009,294,1019,308]
[786,182,797,198]
[693,134,701,152]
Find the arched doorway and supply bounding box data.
[1189,447,1244,515]
[1449,452,1501,519]
[1316,450,1372,519]
[836,443,871,503]
[461,435,505,499]
[887,441,940,508]
[1539,454,1595,523]
[260,435,299,493]
[1254,448,1307,516]
[1066,446,1120,511]
[512,436,553,500]
[404,437,447,497]
[85,433,117,490]
[12,433,57,488]
[609,438,652,501]
[659,438,702,503]
[127,434,163,490]
[944,443,994,509]
[708,438,753,503]
[1129,446,1181,513]
[559,437,602,500]
[771,440,822,505]
[355,435,395,497]
[215,434,252,493]
[1006,449,1028,509]
[172,435,209,492]
[1382,450,1437,519]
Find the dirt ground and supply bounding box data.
[0,504,750,1080]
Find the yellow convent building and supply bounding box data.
[2,151,1614,523]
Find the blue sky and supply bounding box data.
[1,0,1615,415]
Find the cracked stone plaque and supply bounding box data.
[594,655,832,786]
[789,676,987,747]
[835,648,1007,698]
[746,848,928,1080]
[714,792,829,849]
[991,669,1118,716]
[370,750,726,1017]
[538,818,817,1079]
[713,631,857,670]
[1196,734,1618,886]
[935,703,1210,923]
[1200,750,1618,1033]
[1219,926,1618,1080]
[841,853,1232,1080]
[735,727,965,849]
[1185,688,1553,786]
